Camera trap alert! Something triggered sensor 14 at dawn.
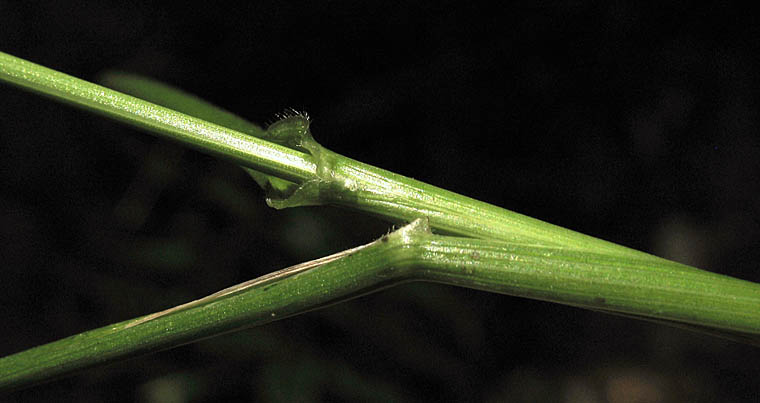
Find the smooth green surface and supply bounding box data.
[0,51,316,184]
[415,233,760,335]
[97,71,267,137]
[1,51,759,391]
[97,70,300,197]
[2,220,758,390]
[0,51,675,262]
[0,223,417,390]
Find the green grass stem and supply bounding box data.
[1,219,757,390]
[1,51,759,391]
[0,51,679,263]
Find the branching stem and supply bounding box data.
[1,51,759,392]
[1,219,758,390]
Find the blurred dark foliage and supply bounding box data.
[1,1,759,402]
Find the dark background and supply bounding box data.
[2,1,759,402]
